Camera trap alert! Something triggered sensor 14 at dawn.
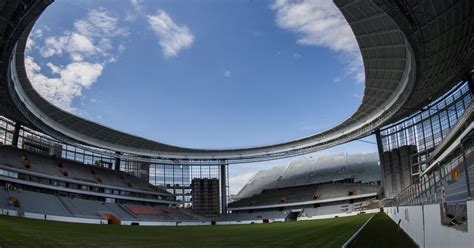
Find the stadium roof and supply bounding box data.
[0,0,472,162]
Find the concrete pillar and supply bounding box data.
[220,160,228,214]
[11,122,21,148]
[140,162,150,182]
[375,129,387,197]
[465,69,473,94]
[114,152,121,171]
[461,140,471,200]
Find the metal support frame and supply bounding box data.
[381,78,474,207]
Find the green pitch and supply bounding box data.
[350,212,417,248]
[0,212,418,248]
[0,214,372,248]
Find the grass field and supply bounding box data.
[350,213,417,248]
[0,214,372,248]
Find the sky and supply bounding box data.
[25,0,377,194]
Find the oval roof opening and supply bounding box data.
[25,0,364,149]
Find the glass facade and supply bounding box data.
[379,82,472,173]
[149,163,227,206]
[381,77,473,211]
[0,116,16,146]
[14,126,117,169]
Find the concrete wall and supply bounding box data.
[46,215,106,224]
[382,146,416,198]
[23,212,105,224]
[121,221,210,226]
[0,207,380,227]
[216,219,285,225]
[0,208,106,224]
[385,201,474,248]
[0,209,18,216]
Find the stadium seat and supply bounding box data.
[124,204,159,215]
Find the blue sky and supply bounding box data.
[25,0,377,193]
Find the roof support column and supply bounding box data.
[461,135,472,200]
[220,160,228,214]
[11,122,21,148]
[466,69,474,95]
[375,129,387,198]
[115,152,121,171]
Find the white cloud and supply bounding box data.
[26,28,43,51]
[74,9,128,39]
[40,32,96,61]
[353,92,363,99]
[125,0,145,22]
[272,0,364,83]
[68,33,96,54]
[27,9,127,112]
[224,70,232,77]
[147,10,194,58]
[130,0,140,8]
[40,35,68,57]
[229,172,256,195]
[292,52,302,59]
[125,2,194,58]
[26,57,103,111]
[39,9,127,61]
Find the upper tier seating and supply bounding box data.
[229,183,380,208]
[238,153,381,198]
[0,146,167,194]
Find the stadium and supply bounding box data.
[0,0,472,247]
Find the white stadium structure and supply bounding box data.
[0,0,472,247]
